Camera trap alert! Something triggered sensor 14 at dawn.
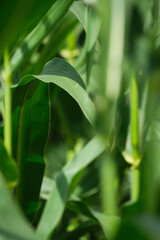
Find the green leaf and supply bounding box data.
[85,7,101,85]
[36,135,107,239]
[12,80,50,220]
[0,0,57,59]
[93,211,120,240]
[0,172,38,240]
[0,139,18,187]
[70,1,87,31]
[6,0,75,75]
[67,195,120,240]
[25,12,78,76]
[70,1,101,81]
[40,177,55,200]
[33,58,96,126]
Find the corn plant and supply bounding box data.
[0,0,160,239]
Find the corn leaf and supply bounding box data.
[27,12,78,75]
[33,58,96,126]
[0,172,38,240]
[0,0,57,59]
[7,0,75,75]
[36,135,107,239]
[12,80,50,220]
[67,195,120,240]
[40,178,120,239]
[85,7,101,85]
[70,1,101,81]
[70,1,87,31]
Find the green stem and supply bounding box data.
[131,168,140,202]
[131,77,139,161]
[130,76,140,201]
[3,49,12,156]
[101,154,118,216]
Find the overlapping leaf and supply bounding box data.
[1,0,75,75]
[40,179,120,239]
[12,80,50,220]
[36,135,107,239]
[70,1,101,84]
[32,58,97,126]
[0,0,57,59]
[67,195,120,239]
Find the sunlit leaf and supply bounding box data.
[0,0,57,59]
[33,58,97,126]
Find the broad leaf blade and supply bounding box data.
[67,195,120,239]
[7,0,75,75]
[26,12,78,75]
[0,173,38,240]
[0,0,57,59]
[37,136,107,239]
[33,58,96,126]
[12,80,50,220]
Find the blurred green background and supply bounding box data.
[1,0,160,240]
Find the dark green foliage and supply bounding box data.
[1,0,160,240]
[12,80,50,220]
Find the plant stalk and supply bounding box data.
[3,49,12,156]
[131,77,139,161]
[131,167,140,202]
[130,76,139,201]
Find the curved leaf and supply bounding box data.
[67,195,120,240]
[33,58,96,126]
[40,182,120,240]
[70,1,101,83]
[70,2,87,31]
[36,135,107,239]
